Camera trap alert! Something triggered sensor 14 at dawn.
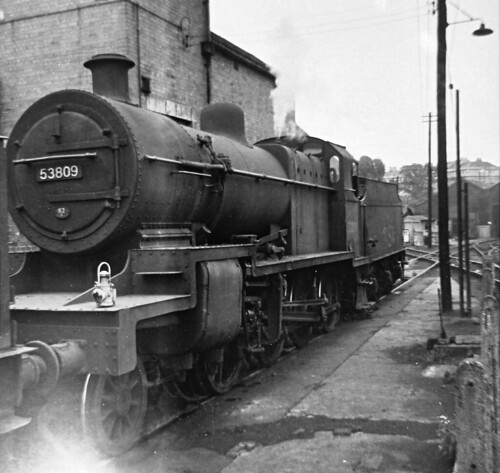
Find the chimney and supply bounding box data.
[84,53,135,102]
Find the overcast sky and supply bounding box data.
[210,0,499,169]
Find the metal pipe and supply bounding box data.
[13,152,97,164]
[456,90,464,316]
[436,0,452,312]
[144,154,336,192]
[135,3,142,107]
[20,340,87,398]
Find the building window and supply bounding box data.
[141,76,151,95]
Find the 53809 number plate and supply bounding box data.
[37,164,82,182]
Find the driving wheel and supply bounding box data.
[199,340,242,395]
[315,276,341,333]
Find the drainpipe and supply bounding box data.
[202,0,213,104]
[135,3,142,107]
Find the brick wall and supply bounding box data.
[211,55,275,143]
[8,215,38,252]
[0,0,276,249]
[0,0,133,132]
[0,0,275,137]
[134,0,209,119]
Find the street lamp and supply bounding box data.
[473,23,494,36]
[435,0,493,313]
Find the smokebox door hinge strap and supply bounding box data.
[51,105,63,144]
[112,134,122,208]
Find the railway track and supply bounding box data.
[405,238,500,290]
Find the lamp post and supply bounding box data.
[435,0,493,313]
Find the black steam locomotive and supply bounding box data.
[0,54,404,455]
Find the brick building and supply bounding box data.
[0,0,276,251]
[0,0,275,143]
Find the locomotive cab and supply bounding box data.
[293,138,359,254]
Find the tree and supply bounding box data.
[358,155,386,180]
[373,159,385,180]
[398,163,431,204]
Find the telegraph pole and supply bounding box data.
[455,90,464,316]
[423,113,437,248]
[464,183,472,315]
[436,0,452,312]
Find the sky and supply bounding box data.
[210,0,499,169]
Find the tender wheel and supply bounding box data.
[199,340,242,395]
[81,357,148,456]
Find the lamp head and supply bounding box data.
[472,23,493,36]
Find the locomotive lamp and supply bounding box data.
[92,262,116,307]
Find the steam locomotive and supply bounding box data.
[0,54,404,455]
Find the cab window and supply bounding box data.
[329,156,340,183]
[352,162,359,194]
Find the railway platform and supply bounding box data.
[213,274,480,473]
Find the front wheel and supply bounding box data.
[81,357,148,456]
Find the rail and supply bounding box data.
[13,152,97,164]
[144,154,336,192]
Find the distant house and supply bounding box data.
[403,215,438,247]
[447,158,500,187]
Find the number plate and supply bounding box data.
[37,164,83,182]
